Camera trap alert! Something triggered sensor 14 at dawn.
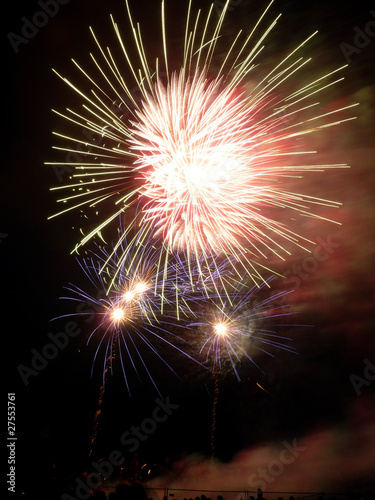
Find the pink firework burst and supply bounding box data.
[131,67,314,259]
[47,0,357,290]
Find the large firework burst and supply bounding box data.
[47,0,357,289]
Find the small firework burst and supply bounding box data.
[56,239,201,395]
[190,279,297,380]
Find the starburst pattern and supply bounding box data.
[47,0,356,292]
[190,279,297,380]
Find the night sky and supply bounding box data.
[3,0,375,499]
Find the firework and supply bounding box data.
[190,279,297,380]
[56,237,202,395]
[47,0,356,289]
[185,276,298,458]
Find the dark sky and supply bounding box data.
[2,0,375,498]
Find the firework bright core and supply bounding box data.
[214,323,228,337]
[131,69,264,254]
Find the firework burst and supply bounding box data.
[187,277,298,458]
[47,0,357,290]
[56,238,202,395]
[190,279,297,380]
